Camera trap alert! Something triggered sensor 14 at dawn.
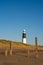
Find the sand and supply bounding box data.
[0,49,43,65]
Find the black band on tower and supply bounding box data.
[22,33,26,38]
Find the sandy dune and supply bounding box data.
[0,49,43,65]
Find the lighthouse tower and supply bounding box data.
[22,29,26,44]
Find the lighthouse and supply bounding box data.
[22,29,26,44]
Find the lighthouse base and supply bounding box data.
[22,38,26,44]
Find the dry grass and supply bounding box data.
[0,39,43,50]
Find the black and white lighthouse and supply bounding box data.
[22,29,26,44]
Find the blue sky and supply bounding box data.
[0,0,43,45]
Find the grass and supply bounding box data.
[0,39,43,50]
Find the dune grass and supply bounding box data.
[0,39,43,50]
